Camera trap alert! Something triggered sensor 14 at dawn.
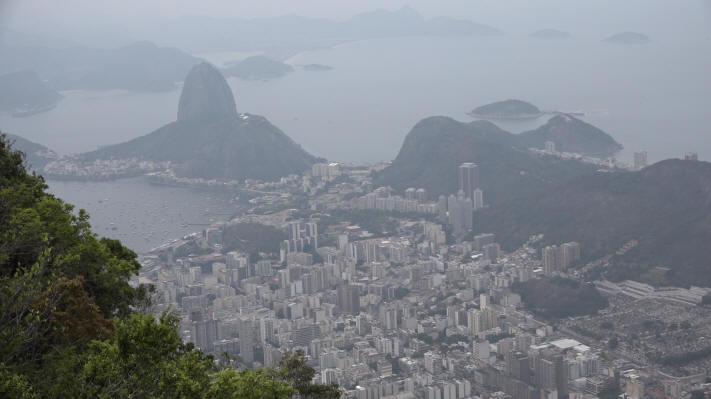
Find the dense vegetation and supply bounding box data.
[478,159,711,287]
[0,133,339,398]
[512,277,608,319]
[222,222,287,255]
[373,116,597,204]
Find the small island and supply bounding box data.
[530,28,571,39]
[468,99,543,120]
[604,31,651,45]
[222,55,294,80]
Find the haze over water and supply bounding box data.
[2,34,709,165]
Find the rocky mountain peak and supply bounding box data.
[177,62,237,122]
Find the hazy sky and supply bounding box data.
[3,0,711,39]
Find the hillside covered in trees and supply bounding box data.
[477,159,711,287]
[0,133,339,398]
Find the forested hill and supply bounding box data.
[373,116,597,204]
[0,133,339,398]
[476,159,711,287]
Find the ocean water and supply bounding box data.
[46,178,239,253]
[3,34,709,252]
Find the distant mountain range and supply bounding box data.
[146,6,501,52]
[0,70,62,116]
[0,41,201,92]
[78,62,318,181]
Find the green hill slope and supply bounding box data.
[476,159,711,287]
[373,116,597,203]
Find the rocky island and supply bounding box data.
[468,99,544,120]
[222,56,294,80]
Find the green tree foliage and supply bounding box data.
[209,368,294,399]
[512,277,608,319]
[79,313,214,399]
[0,364,36,399]
[0,134,149,370]
[279,350,341,399]
[221,222,286,254]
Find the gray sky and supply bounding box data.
[3,0,711,33]
[1,0,710,51]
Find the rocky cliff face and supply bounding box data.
[177,62,237,122]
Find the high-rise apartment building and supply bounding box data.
[459,162,480,200]
[542,245,560,276]
[337,284,360,315]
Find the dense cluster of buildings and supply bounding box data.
[541,243,581,276]
[44,156,171,179]
[133,160,710,399]
[354,163,484,237]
